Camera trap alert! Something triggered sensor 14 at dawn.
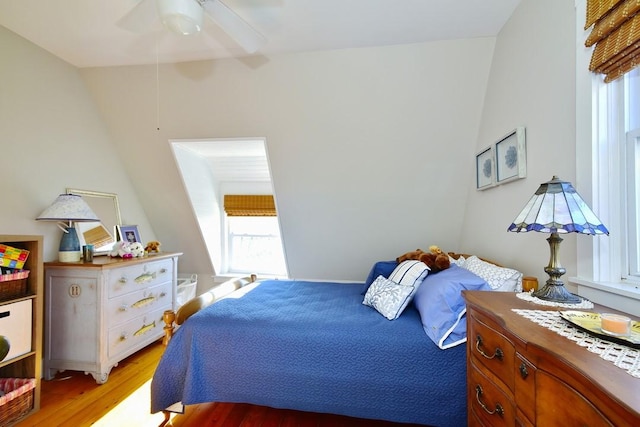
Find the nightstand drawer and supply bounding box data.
[106,281,173,326]
[469,358,515,427]
[468,312,515,391]
[105,258,174,298]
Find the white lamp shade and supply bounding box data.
[36,194,99,222]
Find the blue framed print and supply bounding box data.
[495,127,526,184]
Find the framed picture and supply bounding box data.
[495,127,526,184]
[117,225,142,244]
[476,146,495,190]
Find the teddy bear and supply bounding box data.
[145,240,161,254]
[396,245,451,273]
[418,245,451,273]
[396,248,425,263]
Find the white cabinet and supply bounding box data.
[44,253,181,384]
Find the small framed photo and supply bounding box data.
[495,127,526,184]
[117,225,142,244]
[476,146,495,190]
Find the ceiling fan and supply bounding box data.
[117,0,266,54]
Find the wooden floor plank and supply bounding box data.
[15,341,428,427]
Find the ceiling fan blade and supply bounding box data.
[117,0,159,33]
[202,0,266,53]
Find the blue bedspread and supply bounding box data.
[151,280,467,426]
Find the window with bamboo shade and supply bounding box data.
[223,195,276,216]
[585,0,640,82]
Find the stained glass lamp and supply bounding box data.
[507,176,609,304]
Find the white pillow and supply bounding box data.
[462,255,523,292]
[362,275,417,320]
[388,260,429,287]
[449,255,466,267]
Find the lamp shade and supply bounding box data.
[36,194,99,222]
[507,176,609,235]
[36,194,99,262]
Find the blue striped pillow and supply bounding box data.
[388,260,430,287]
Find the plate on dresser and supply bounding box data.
[559,311,640,349]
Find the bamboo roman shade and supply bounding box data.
[223,195,276,216]
[585,0,640,82]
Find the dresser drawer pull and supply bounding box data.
[475,385,504,417]
[118,277,127,284]
[519,362,529,379]
[476,334,503,360]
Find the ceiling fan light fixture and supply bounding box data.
[157,0,204,35]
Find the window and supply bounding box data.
[575,1,640,312]
[222,194,287,277]
[225,216,287,275]
[590,67,640,285]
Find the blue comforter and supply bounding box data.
[151,280,467,426]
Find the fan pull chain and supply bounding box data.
[156,39,160,131]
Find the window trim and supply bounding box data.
[573,0,640,315]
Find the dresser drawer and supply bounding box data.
[106,281,173,326]
[468,312,515,391]
[108,306,168,359]
[515,352,536,424]
[105,258,174,298]
[469,358,515,427]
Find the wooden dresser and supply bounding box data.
[463,291,640,426]
[43,252,181,384]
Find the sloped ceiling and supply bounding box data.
[0,0,522,68]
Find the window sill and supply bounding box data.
[568,277,640,316]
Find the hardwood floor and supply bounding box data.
[15,341,427,427]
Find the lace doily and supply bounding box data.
[513,309,640,378]
[516,290,594,309]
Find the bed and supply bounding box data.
[150,253,523,426]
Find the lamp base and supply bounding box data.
[58,250,81,263]
[58,226,81,263]
[533,282,581,304]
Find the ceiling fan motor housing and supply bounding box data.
[157,0,204,35]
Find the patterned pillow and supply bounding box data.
[362,275,417,320]
[449,255,466,267]
[388,260,430,287]
[462,255,523,292]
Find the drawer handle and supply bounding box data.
[475,385,504,417]
[160,268,167,274]
[520,362,529,379]
[118,277,127,284]
[476,335,503,361]
[118,304,128,312]
[119,332,128,341]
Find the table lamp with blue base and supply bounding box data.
[36,193,100,262]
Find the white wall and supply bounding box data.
[0,26,153,262]
[461,0,577,279]
[80,38,496,283]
